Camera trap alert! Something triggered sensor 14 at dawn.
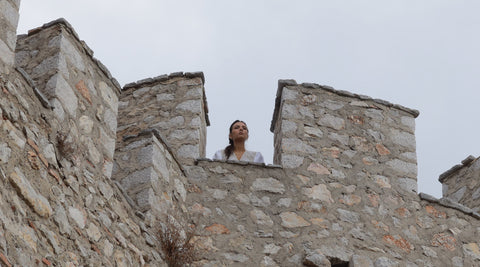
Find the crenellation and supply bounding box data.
[1,3,479,265]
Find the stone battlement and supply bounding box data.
[0,2,479,266]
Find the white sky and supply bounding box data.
[17,0,480,198]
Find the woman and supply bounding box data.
[212,120,265,164]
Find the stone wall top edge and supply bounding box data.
[196,158,283,169]
[122,71,205,90]
[270,79,420,132]
[122,71,210,126]
[419,192,480,220]
[122,128,187,176]
[20,18,122,95]
[438,155,478,183]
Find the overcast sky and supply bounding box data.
[17,0,480,198]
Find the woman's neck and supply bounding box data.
[233,141,246,152]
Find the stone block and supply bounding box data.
[337,209,359,223]
[176,99,202,114]
[281,154,304,168]
[68,206,86,229]
[177,144,199,159]
[45,74,78,117]
[99,81,118,111]
[303,252,330,267]
[396,178,418,194]
[250,209,273,226]
[9,170,52,218]
[317,114,345,130]
[390,128,416,150]
[280,212,310,228]
[386,159,417,177]
[302,184,334,203]
[251,178,285,194]
[120,167,158,194]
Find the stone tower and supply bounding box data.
[0,1,479,266]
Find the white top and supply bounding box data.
[213,149,265,164]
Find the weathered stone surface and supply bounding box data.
[250,209,274,226]
[39,224,63,254]
[45,74,78,117]
[309,164,331,176]
[350,254,373,267]
[5,11,480,267]
[86,223,102,242]
[318,114,345,130]
[177,144,199,159]
[374,257,399,267]
[0,143,11,163]
[176,99,202,113]
[280,212,310,228]
[386,159,417,177]
[282,154,304,168]
[282,138,316,154]
[397,178,417,193]
[303,252,330,267]
[337,209,359,223]
[223,253,249,263]
[68,206,86,229]
[205,223,230,235]
[251,178,285,194]
[9,170,52,218]
[303,184,334,203]
[463,243,480,260]
[390,128,415,150]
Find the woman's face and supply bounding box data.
[229,121,248,142]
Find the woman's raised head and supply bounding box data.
[225,120,248,158]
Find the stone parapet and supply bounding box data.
[0,70,166,266]
[185,160,480,266]
[270,80,419,200]
[112,129,189,218]
[118,71,209,166]
[439,155,480,212]
[1,3,479,265]
[14,19,121,180]
[0,0,20,74]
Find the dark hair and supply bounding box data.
[224,120,247,159]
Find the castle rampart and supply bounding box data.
[119,73,209,167]
[0,2,479,266]
[0,0,19,74]
[439,155,480,212]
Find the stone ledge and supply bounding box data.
[21,18,122,95]
[270,79,420,132]
[419,193,480,219]
[196,158,282,169]
[438,155,477,183]
[123,71,205,90]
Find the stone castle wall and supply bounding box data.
[0,1,479,266]
[0,17,170,266]
[119,74,209,166]
[439,155,480,213]
[0,0,19,74]
[176,82,480,266]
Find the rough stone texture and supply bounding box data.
[439,155,480,212]
[0,4,479,266]
[0,15,166,266]
[0,0,20,74]
[118,71,209,166]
